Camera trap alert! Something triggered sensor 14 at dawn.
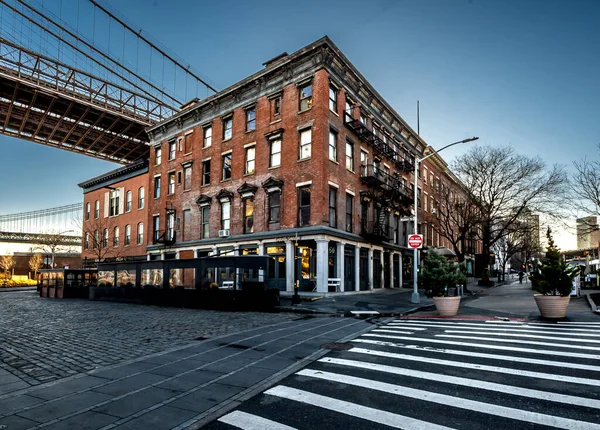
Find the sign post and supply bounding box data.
[408,234,423,249]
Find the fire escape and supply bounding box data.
[345,110,414,242]
[153,203,176,246]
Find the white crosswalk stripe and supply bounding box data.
[208,318,600,430]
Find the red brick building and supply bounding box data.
[78,159,149,264]
[79,37,479,292]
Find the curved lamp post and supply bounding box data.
[411,137,479,304]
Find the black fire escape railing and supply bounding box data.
[360,164,413,203]
[153,229,175,245]
[360,219,392,241]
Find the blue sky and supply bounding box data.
[1,0,599,247]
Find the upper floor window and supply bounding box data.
[221,200,231,230]
[183,165,192,191]
[329,187,337,228]
[168,172,176,195]
[137,222,144,245]
[245,146,256,174]
[84,232,89,250]
[153,176,161,199]
[298,186,311,226]
[184,133,192,154]
[222,153,232,181]
[272,96,281,116]
[244,199,254,233]
[94,200,100,219]
[168,140,176,160]
[153,215,160,242]
[126,191,132,212]
[93,230,99,249]
[299,129,312,160]
[329,85,338,112]
[85,203,90,221]
[270,138,281,168]
[223,116,233,140]
[138,187,145,209]
[346,193,354,232]
[299,83,312,111]
[155,146,162,165]
[113,227,119,247]
[103,228,108,248]
[246,107,256,132]
[346,140,354,171]
[125,225,131,246]
[109,190,119,217]
[328,129,337,161]
[269,190,281,223]
[202,159,211,185]
[203,125,212,148]
[201,206,210,238]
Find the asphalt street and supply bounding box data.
[205,318,600,429]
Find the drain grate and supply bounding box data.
[320,342,354,351]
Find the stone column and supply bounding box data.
[257,243,265,255]
[354,245,360,291]
[316,238,329,293]
[285,240,295,293]
[368,248,374,290]
[336,242,344,292]
[380,250,385,289]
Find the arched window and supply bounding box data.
[137,223,144,245]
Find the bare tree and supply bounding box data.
[29,253,43,279]
[452,145,567,273]
[79,216,123,264]
[0,254,16,279]
[493,217,541,280]
[34,231,78,269]
[570,146,600,246]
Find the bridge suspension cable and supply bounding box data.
[0,203,82,235]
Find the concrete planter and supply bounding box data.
[433,296,461,316]
[534,294,570,319]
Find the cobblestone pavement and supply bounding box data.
[0,291,298,393]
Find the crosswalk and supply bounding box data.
[206,318,600,430]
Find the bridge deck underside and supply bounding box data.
[0,73,150,163]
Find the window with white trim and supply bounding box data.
[328,129,337,161]
[299,129,311,160]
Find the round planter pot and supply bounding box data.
[433,296,461,316]
[534,294,570,319]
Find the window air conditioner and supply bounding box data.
[431,208,437,215]
[218,229,230,238]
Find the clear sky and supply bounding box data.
[1,0,599,248]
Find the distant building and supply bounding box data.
[576,216,600,250]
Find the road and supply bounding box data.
[205,318,600,429]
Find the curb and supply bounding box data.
[0,287,37,292]
[585,293,600,313]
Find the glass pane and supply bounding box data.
[98,271,115,287]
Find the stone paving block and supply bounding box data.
[91,372,168,396]
[168,383,241,413]
[41,410,118,430]
[0,394,44,416]
[17,390,113,423]
[0,380,30,395]
[252,355,297,371]
[112,404,198,430]
[201,357,256,374]
[93,386,180,418]
[90,361,159,380]
[145,358,211,377]
[154,370,225,392]
[0,413,40,430]
[27,376,107,400]
[218,365,278,388]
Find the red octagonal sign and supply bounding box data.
[407,234,423,249]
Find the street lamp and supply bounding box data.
[411,137,479,304]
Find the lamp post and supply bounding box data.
[411,137,479,304]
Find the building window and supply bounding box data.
[299,83,312,111]
[125,225,131,246]
[222,153,232,181]
[203,125,212,148]
[329,187,337,228]
[423,167,428,184]
[345,97,354,122]
[221,201,231,230]
[84,232,89,250]
[269,190,281,223]
[155,146,162,165]
[126,191,132,212]
[201,206,210,238]
[109,190,119,217]
[103,228,108,248]
[202,159,211,185]
[181,166,191,191]
[223,116,233,140]
[270,138,281,167]
[299,129,311,160]
[153,176,161,199]
[298,186,311,226]
[246,107,256,132]
[360,150,368,174]
[93,230,99,249]
[329,85,337,112]
[424,194,428,212]
[85,203,90,221]
[113,227,119,247]
[245,146,256,174]
[153,215,160,242]
[244,199,254,233]
[168,140,176,160]
[360,112,367,125]
[168,172,176,195]
[346,193,353,232]
[183,209,191,241]
[272,96,281,116]
[137,223,144,245]
[184,134,192,153]
[328,129,337,161]
[167,212,175,242]
[138,187,145,209]
[346,140,354,171]
[361,200,369,226]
